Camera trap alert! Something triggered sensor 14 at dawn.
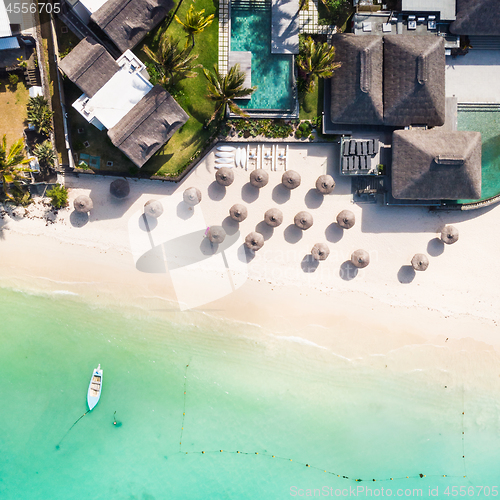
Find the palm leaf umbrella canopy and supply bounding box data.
[249,169,269,188]
[312,242,330,261]
[440,225,459,245]
[183,187,202,206]
[315,174,335,194]
[351,249,370,268]
[411,253,429,271]
[215,167,234,186]
[73,195,93,213]
[110,178,130,198]
[207,225,226,244]
[294,211,313,230]
[264,208,283,227]
[282,170,301,190]
[336,209,355,229]
[229,203,247,222]
[144,199,164,218]
[245,231,264,251]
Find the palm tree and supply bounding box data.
[296,36,341,92]
[175,5,214,49]
[203,64,256,125]
[0,135,30,201]
[33,141,55,170]
[142,34,201,88]
[27,96,54,136]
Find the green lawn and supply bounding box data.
[299,79,323,120]
[136,0,219,178]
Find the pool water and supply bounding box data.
[457,109,500,203]
[231,1,294,111]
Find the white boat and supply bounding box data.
[214,157,234,164]
[217,146,236,152]
[235,148,241,167]
[87,364,103,411]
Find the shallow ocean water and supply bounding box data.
[0,287,499,499]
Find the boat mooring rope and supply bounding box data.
[176,364,467,482]
[55,410,90,450]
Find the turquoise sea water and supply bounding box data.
[231,3,294,111]
[1,287,499,499]
[457,109,500,202]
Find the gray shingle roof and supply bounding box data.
[330,34,384,126]
[392,129,482,200]
[450,0,500,36]
[384,35,445,127]
[58,37,119,97]
[108,85,189,168]
[91,0,175,53]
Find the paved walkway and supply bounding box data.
[218,0,230,74]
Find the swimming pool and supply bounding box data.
[456,106,500,204]
[230,0,294,112]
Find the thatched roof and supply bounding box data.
[441,225,459,244]
[383,36,445,127]
[330,35,383,125]
[58,37,119,98]
[392,129,482,200]
[183,187,201,206]
[144,199,163,218]
[451,0,500,36]
[108,85,188,168]
[110,178,130,198]
[91,0,175,53]
[229,204,247,222]
[411,253,429,271]
[215,167,234,186]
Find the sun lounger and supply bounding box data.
[361,142,368,155]
[349,140,356,155]
[348,156,354,170]
[367,140,374,155]
[360,156,367,170]
[373,139,379,153]
[343,140,350,156]
[356,141,362,155]
[354,156,360,169]
[342,156,349,171]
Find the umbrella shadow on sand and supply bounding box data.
[69,210,89,228]
[339,261,358,281]
[301,254,319,273]
[325,222,343,243]
[398,265,416,284]
[176,201,194,220]
[139,213,158,232]
[222,216,239,236]
[427,237,445,257]
[238,244,256,264]
[284,224,303,244]
[272,184,291,204]
[255,220,274,240]
[241,183,259,203]
[208,181,227,201]
[304,188,324,209]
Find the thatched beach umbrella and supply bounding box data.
[110,178,130,198]
[264,208,283,227]
[336,209,355,229]
[282,170,301,190]
[351,249,370,268]
[312,243,330,261]
[440,225,459,245]
[207,225,226,244]
[229,204,247,222]
[250,169,269,188]
[294,211,313,230]
[316,175,335,194]
[144,199,163,218]
[73,195,93,213]
[411,253,429,271]
[245,232,264,251]
[215,167,234,187]
[183,187,202,206]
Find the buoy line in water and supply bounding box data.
[176,363,467,482]
[55,410,90,449]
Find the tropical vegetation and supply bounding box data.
[142,33,201,89]
[27,96,54,136]
[46,184,68,208]
[175,4,214,48]
[0,135,30,202]
[33,141,55,170]
[203,64,256,125]
[296,36,340,92]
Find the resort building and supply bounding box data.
[65,0,174,52]
[59,37,188,168]
[450,0,500,37]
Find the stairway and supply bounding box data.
[25,68,40,86]
[468,36,500,50]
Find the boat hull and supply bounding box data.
[87,365,103,411]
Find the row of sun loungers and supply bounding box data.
[248,144,288,171]
[342,155,373,172]
[343,139,379,157]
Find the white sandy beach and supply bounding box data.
[1,144,500,391]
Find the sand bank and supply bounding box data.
[1,144,499,389]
